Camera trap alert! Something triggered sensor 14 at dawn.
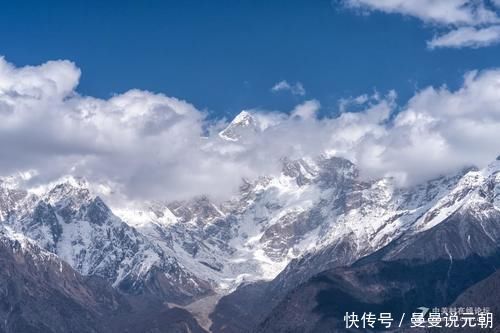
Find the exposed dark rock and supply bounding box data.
[0,230,207,333]
[212,204,500,332]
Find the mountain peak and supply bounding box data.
[231,110,254,125]
[60,175,89,188]
[219,110,259,141]
[44,177,92,207]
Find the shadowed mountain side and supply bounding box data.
[212,205,500,332]
[0,231,207,333]
[257,255,499,332]
[442,269,500,333]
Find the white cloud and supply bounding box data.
[291,100,320,119]
[428,25,500,48]
[1,57,500,202]
[343,0,499,25]
[355,69,500,183]
[338,91,396,113]
[342,0,500,49]
[0,56,80,101]
[271,80,306,96]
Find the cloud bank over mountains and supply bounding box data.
[1,57,500,201]
[343,0,500,48]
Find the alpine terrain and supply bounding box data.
[1,112,499,332]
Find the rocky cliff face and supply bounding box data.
[130,154,472,296]
[1,116,500,332]
[1,178,211,304]
[0,226,207,333]
[210,157,500,332]
[251,204,500,332]
[0,227,115,333]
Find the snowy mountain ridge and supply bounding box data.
[1,113,499,309]
[0,178,211,304]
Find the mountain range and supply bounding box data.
[0,111,499,332]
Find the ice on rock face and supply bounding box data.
[0,179,30,222]
[494,173,500,209]
[412,159,500,233]
[218,110,282,142]
[0,224,65,267]
[114,155,481,294]
[4,178,211,303]
[218,111,260,141]
[4,151,500,304]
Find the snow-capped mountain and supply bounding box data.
[218,110,282,142]
[0,225,207,333]
[0,225,114,333]
[1,154,498,301]
[0,178,29,222]
[219,111,259,141]
[0,178,211,304]
[210,156,500,333]
[133,154,471,293]
[1,113,500,331]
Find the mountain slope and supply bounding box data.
[137,155,469,295]
[1,153,476,305]
[0,226,207,333]
[449,269,500,332]
[210,158,500,332]
[0,227,115,333]
[1,179,211,304]
[257,205,500,332]
[2,149,500,331]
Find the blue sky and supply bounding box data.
[1,0,500,119]
[2,0,500,200]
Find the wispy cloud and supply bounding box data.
[343,0,499,25]
[428,25,500,48]
[342,0,500,49]
[271,80,306,96]
[338,91,397,113]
